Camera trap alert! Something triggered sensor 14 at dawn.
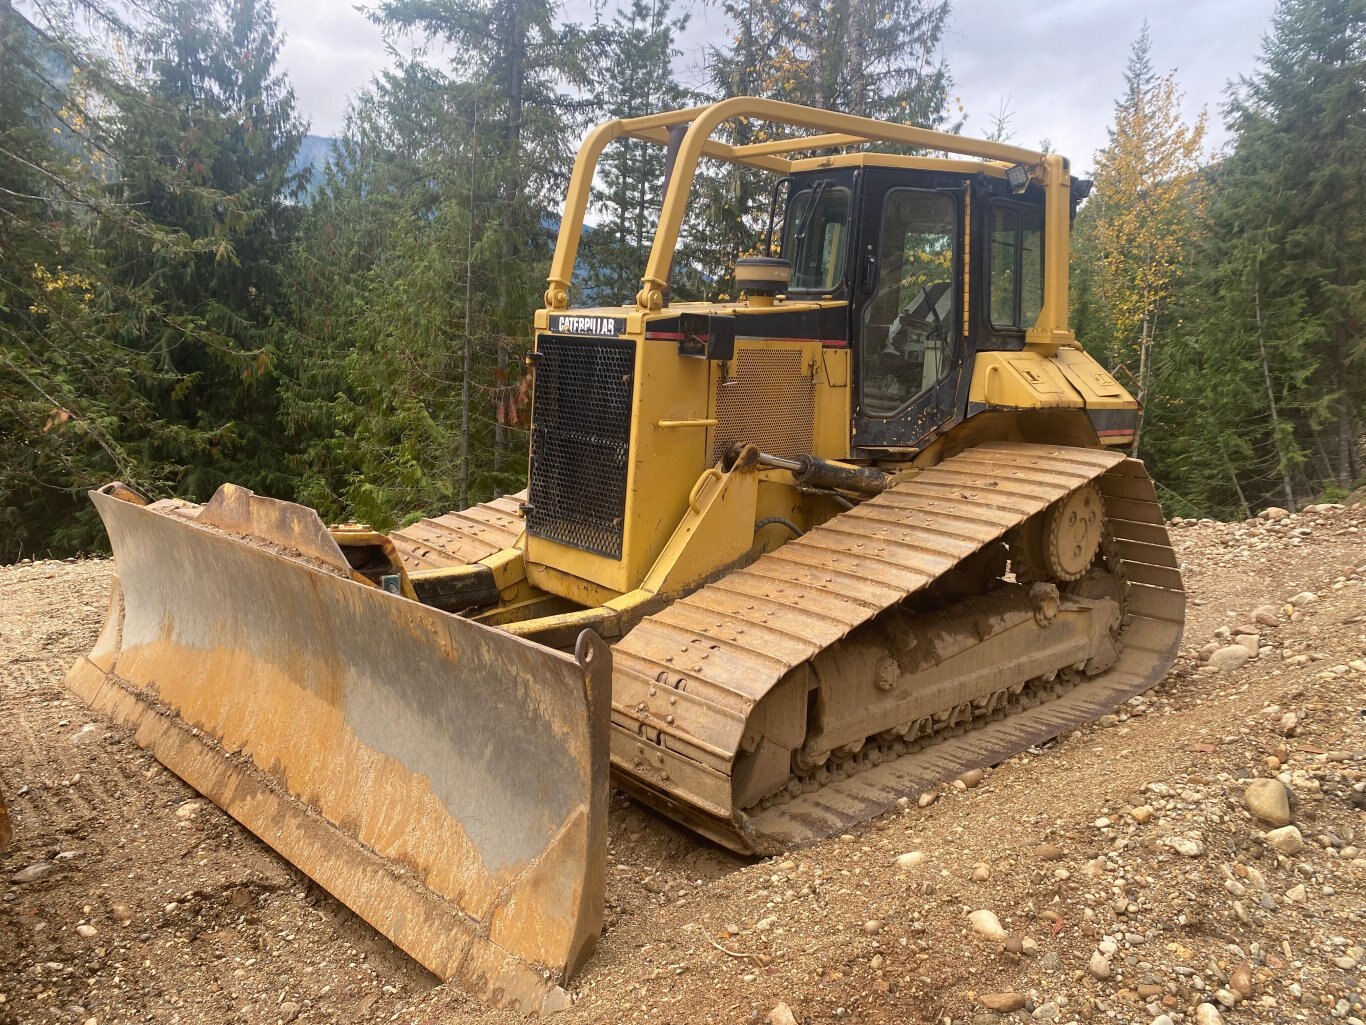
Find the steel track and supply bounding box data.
[609,443,1185,854]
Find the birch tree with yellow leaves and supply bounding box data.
[1074,26,1207,450]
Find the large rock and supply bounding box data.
[1252,604,1281,626]
[968,909,1008,942]
[978,992,1027,1012]
[10,861,55,884]
[1265,825,1305,855]
[1208,645,1252,671]
[1243,779,1291,826]
[1087,950,1112,979]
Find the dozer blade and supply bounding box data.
[66,484,610,1015]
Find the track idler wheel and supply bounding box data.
[1021,483,1103,582]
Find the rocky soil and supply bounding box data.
[2,503,1363,1025]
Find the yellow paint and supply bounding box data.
[515,102,1127,614]
[813,347,851,459]
[544,97,1070,353]
[640,459,758,596]
[1052,346,1136,409]
[1025,153,1079,353]
[969,352,1085,409]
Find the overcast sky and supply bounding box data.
[275,0,1278,175]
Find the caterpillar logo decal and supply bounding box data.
[549,314,626,336]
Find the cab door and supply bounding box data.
[851,170,967,451]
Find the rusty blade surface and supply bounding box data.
[66,487,610,1015]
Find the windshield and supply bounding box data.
[781,182,851,292]
[861,189,957,417]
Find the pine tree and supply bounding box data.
[1147,0,1366,514]
[368,0,591,476]
[103,0,307,500]
[580,0,692,305]
[0,0,239,557]
[281,59,529,526]
[705,0,953,123]
[787,0,953,124]
[1219,0,1365,489]
[1145,220,1320,515]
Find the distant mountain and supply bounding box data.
[290,134,336,198]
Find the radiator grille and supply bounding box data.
[712,349,816,462]
[527,334,635,559]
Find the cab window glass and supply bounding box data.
[783,184,851,291]
[989,204,1044,329]
[860,190,956,417]
[1020,212,1044,325]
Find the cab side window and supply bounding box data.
[784,185,851,292]
[989,204,1044,330]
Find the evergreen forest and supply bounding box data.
[1,0,1363,560]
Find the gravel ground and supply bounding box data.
[1,503,1363,1025]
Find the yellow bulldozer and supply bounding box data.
[66,99,1185,1013]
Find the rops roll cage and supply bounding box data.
[544,97,1078,354]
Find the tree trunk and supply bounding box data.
[1331,340,1357,485]
[845,0,866,115]
[1339,395,1358,484]
[1219,442,1251,519]
[1251,253,1298,510]
[1130,313,1151,457]
[0,0,11,130]
[493,340,507,480]
[460,106,476,508]
[1311,433,1335,487]
[493,2,528,480]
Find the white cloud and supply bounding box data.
[944,0,1276,173]
[273,0,1277,170]
[274,0,389,135]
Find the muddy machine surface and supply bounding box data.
[69,99,1185,1010]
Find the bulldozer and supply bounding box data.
[66,98,1185,1013]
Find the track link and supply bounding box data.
[609,442,1185,854]
[390,492,526,571]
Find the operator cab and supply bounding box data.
[775,166,1050,452]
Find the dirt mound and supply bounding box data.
[2,505,1363,1025]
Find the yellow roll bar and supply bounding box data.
[544,97,1077,352]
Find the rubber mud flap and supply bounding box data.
[66,486,611,1015]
